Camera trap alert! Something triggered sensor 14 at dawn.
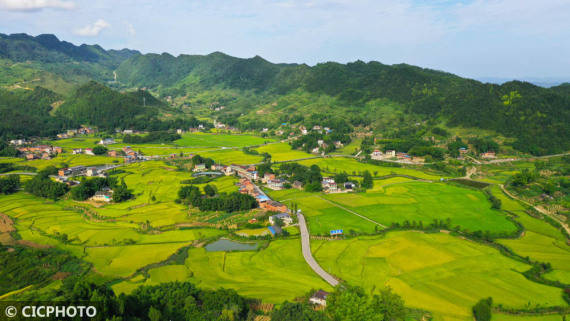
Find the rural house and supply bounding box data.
[309,290,330,306]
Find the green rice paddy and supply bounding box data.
[313,231,566,321]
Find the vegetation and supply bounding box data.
[178,185,257,212]
[24,169,68,200]
[0,174,20,194]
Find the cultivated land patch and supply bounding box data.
[114,239,332,302]
[492,314,568,321]
[313,231,566,321]
[254,142,314,162]
[174,132,271,147]
[323,182,518,234]
[297,158,444,180]
[490,185,570,284]
[200,149,263,165]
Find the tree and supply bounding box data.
[148,306,161,321]
[92,145,108,155]
[203,184,217,197]
[370,287,406,321]
[334,172,349,184]
[472,297,492,321]
[271,301,327,321]
[112,179,133,202]
[0,174,20,194]
[327,285,378,321]
[362,171,373,189]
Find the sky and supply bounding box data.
[0,0,569,80]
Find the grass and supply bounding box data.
[254,143,314,162]
[114,239,332,302]
[313,231,566,321]
[175,132,272,147]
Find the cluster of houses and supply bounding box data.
[237,175,292,236]
[298,125,332,136]
[370,149,424,163]
[16,145,62,160]
[56,127,95,139]
[55,165,109,186]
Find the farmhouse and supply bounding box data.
[269,213,293,226]
[9,139,27,146]
[58,166,86,177]
[371,149,383,160]
[385,150,396,157]
[72,148,83,155]
[84,148,95,156]
[267,179,285,190]
[292,181,304,190]
[91,188,113,202]
[108,150,118,157]
[309,290,330,306]
[193,164,207,172]
[85,168,99,177]
[481,151,497,159]
[98,138,116,145]
[260,200,288,213]
[262,173,276,183]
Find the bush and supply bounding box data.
[473,297,493,321]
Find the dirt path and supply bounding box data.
[500,184,570,236]
[317,196,387,229]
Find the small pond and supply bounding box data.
[205,239,258,252]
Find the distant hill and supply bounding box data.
[56,81,165,129]
[0,33,568,155]
[117,54,570,155]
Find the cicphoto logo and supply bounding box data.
[2,302,101,320]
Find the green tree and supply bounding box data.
[370,287,406,321]
[327,286,378,321]
[92,145,108,155]
[472,297,492,321]
[362,170,373,189]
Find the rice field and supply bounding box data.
[175,132,271,147]
[254,142,314,162]
[114,239,332,302]
[312,231,566,321]
[269,181,518,235]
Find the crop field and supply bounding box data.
[297,158,444,180]
[254,142,314,162]
[3,154,114,171]
[493,313,567,321]
[268,189,379,234]
[313,231,566,321]
[489,186,570,284]
[200,149,263,165]
[175,132,271,147]
[114,239,332,302]
[270,182,518,235]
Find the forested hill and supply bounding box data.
[117,54,570,154]
[0,33,568,154]
[0,33,139,66]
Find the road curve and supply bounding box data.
[500,184,570,236]
[297,212,339,287]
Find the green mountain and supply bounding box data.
[0,33,139,93]
[0,33,568,155]
[117,54,570,155]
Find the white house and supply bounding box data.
[309,290,330,306]
[269,213,293,226]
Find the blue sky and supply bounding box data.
[1,0,569,80]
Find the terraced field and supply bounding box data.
[254,142,314,162]
[297,158,444,180]
[175,132,271,147]
[114,239,332,302]
[313,231,566,321]
[490,185,570,284]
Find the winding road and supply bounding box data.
[297,212,339,287]
[500,184,570,236]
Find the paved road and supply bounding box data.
[297,212,339,287]
[500,184,570,236]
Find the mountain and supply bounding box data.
[116,54,570,154]
[0,33,568,155]
[56,81,168,130]
[0,33,140,93]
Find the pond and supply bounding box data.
[205,239,258,252]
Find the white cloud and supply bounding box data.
[74,19,110,37]
[0,0,76,11]
[126,23,136,36]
